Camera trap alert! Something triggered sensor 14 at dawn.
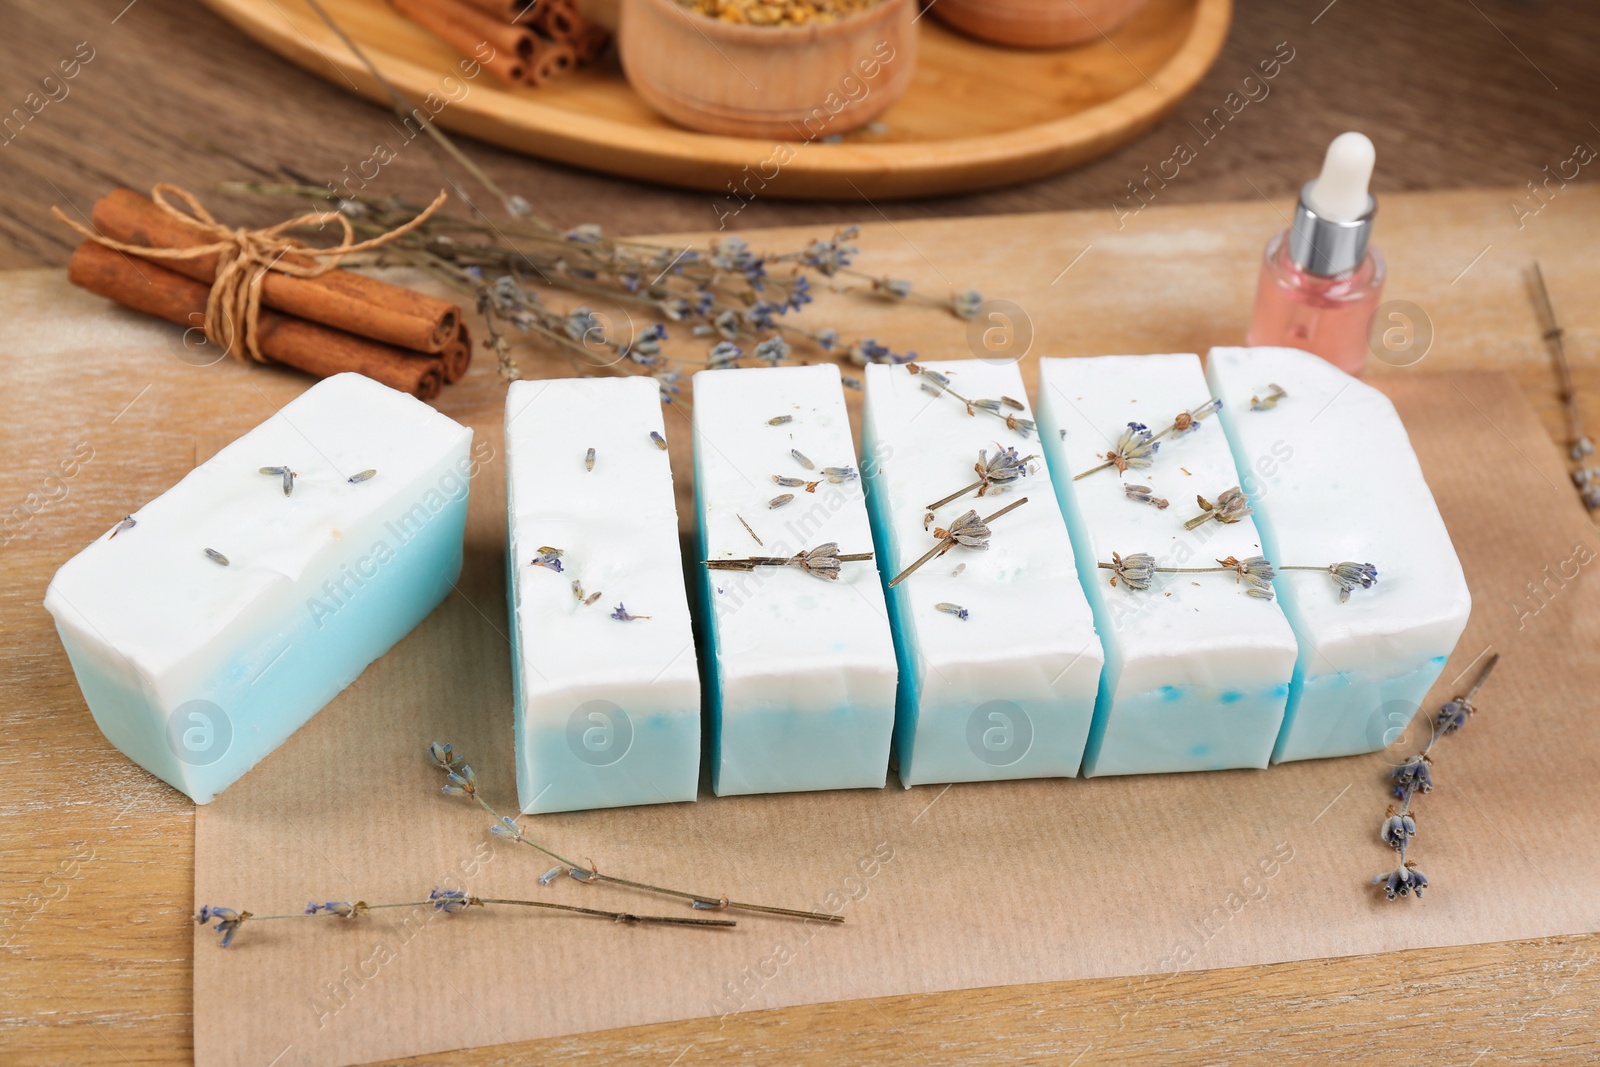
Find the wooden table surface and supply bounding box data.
[2,0,1599,1061]
[3,182,1598,1065]
[2,0,1599,264]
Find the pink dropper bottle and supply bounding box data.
[1246,132,1385,374]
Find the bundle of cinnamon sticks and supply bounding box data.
[392,0,610,87]
[65,190,469,401]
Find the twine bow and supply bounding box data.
[53,184,447,362]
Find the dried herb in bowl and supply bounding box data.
[676,0,883,24]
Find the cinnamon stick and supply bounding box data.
[441,320,473,383]
[91,190,460,354]
[524,38,577,86]
[68,242,445,401]
[391,0,530,84]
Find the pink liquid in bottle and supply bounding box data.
[1246,229,1385,376]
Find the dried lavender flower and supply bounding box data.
[1124,483,1169,509]
[1391,753,1433,801]
[611,603,651,621]
[305,900,368,918]
[1091,422,1159,478]
[935,602,969,620]
[791,449,814,470]
[429,888,480,913]
[530,547,564,573]
[585,447,596,472]
[194,905,250,947]
[109,515,136,538]
[1184,486,1252,529]
[769,493,794,508]
[204,548,229,566]
[822,465,857,483]
[347,469,377,483]
[1330,561,1379,602]
[1106,551,1157,591]
[952,289,982,320]
[259,465,296,496]
[1251,384,1288,411]
[442,765,478,798]
[772,475,806,487]
[1380,810,1417,850]
[768,415,794,426]
[1373,861,1427,900]
[650,431,667,451]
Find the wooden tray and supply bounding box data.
[198,0,1231,199]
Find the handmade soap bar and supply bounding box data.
[861,360,1104,785]
[504,377,699,814]
[1205,346,1471,762]
[693,364,897,795]
[44,373,473,803]
[1035,354,1299,776]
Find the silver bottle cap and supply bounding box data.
[1289,180,1375,277]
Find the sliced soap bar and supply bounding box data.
[1205,346,1471,762]
[44,373,473,803]
[861,360,1104,785]
[693,364,897,796]
[504,376,699,814]
[1035,354,1299,776]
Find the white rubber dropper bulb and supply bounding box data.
[1305,132,1375,222]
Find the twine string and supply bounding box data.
[52,184,447,362]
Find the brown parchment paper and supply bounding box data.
[194,370,1600,1067]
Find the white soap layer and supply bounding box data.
[1035,354,1299,775]
[1205,346,1472,761]
[693,364,897,795]
[862,360,1104,785]
[504,377,700,813]
[44,373,474,803]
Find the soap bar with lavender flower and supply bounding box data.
[1205,346,1471,762]
[861,360,1105,785]
[1035,354,1299,776]
[504,376,700,814]
[694,364,897,795]
[43,373,474,804]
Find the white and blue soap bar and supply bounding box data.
[1205,346,1471,762]
[44,373,473,803]
[862,360,1104,785]
[1035,354,1299,776]
[504,376,700,813]
[693,364,897,796]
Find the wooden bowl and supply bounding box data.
[617,0,918,139]
[932,0,1149,48]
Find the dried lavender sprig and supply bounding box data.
[1073,399,1222,480]
[1374,653,1501,901]
[908,364,1037,437]
[192,889,734,945]
[703,543,874,582]
[888,497,1030,588]
[428,744,843,924]
[924,446,1038,511]
[1098,553,1277,599]
[1278,561,1379,603]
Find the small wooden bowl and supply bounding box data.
[931,0,1148,48]
[617,0,918,139]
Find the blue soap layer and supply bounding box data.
[1274,654,1451,763]
[1082,680,1290,777]
[515,712,701,813]
[56,493,467,804]
[711,704,890,796]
